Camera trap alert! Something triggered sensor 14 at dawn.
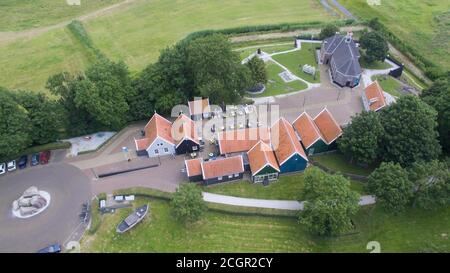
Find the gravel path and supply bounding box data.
[202,192,376,211]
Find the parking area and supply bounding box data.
[90,155,186,195]
[0,163,91,253]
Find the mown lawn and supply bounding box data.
[237,43,296,60]
[249,61,307,98]
[359,58,392,70]
[0,0,121,31]
[372,75,403,97]
[203,172,366,200]
[340,0,450,70]
[81,197,450,253]
[311,153,376,176]
[271,43,320,83]
[0,0,333,91]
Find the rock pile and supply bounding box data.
[12,187,48,217]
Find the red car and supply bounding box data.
[39,151,51,165]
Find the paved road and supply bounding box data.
[202,192,376,211]
[0,163,91,252]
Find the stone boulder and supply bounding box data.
[30,196,47,209]
[22,186,39,198]
[18,197,32,207]
[20,206,38,216]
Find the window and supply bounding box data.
[268,173,278,181]
[154,149,159,154]
[192,146,198,151]
[234,173,239,177]
[164,148,169,153]
[228,175,233,179]
[218,176,223,181]
[254,175,264,183]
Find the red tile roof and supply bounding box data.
[201,156,244,180]
[185,158,202,177]
[364,81,387,111]
[271,118,308,165]
[172,114,199,147]
[313,108,342,144]
[188,98,210,116]
[292,112,323,149]
[218,127,270,154]
[135,113,174,151]
[247,141,280,175]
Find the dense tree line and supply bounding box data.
[338,95,442,167]
[368,161,450,213]
[0,88,64,160]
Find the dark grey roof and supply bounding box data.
[324,34,361,76]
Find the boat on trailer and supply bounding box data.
[116,204,149,234]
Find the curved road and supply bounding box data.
[0,163,91,253]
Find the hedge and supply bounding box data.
[67,20,105,61]
[184,19,358,42]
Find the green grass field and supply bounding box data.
[0,0,121,31]
[257,61,307,97]
[340,0,450,70]
[359,59,391,70]
[0,27,91,92]
[0,0,333,91]
[271,43,320,83]
[236,43,295,60]
[81,197,450,252]
[203,173,366,200]
[372,75,403,97]
[311,153,376,176]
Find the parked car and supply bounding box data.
[31,153,40,166]
[0,163,5,175]
[18,155,28,169]
[37,244,61,253]
[7,160,16,172]
[39,151,51,165]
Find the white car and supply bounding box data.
[0,163,5,175]
[7,160,16,172]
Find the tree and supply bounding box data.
[245,56,267,86]
[319,24,339,39]
[360,31,388,63]
[299,168,360,236]
[367,162,414,212]
[0,88,31,160]
[47,59,134,133]
[380,96,441,166]
[338,111,384,165]
[74,59,132,130]
[186,34,252,104]
[13,91,65,145]
[47,72,104,135]
[420,75,450,154]
[409,160,450,210]
[171,183,207,224]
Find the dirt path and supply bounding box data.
[230,26,365,43]
[0,0,139,43]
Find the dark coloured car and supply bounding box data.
[31,153,40,166]
[18,155,28,169]
[37,244,61,253]
[39,151,51,165]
